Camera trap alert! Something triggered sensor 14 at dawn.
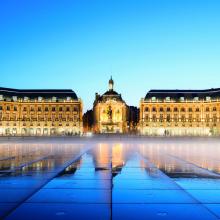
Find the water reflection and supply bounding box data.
[1,138,220,219]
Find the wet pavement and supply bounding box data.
[0,137,220,219]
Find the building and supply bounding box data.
[128,106,139,133]
[139,89,220,136]
[83,109,94,133]
[0,87,83,136]
[93,77,129,133]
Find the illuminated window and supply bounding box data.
[151,97,156,102]
[206,96,211,101]
[180,97,185,102]
[52,97,57,102]
[12,96,17,101]
[194,97,199,101]
[166,97,171,102]
[24,97,29,101]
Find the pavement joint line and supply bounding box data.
[137,151,220,219]
[166,153,220,178]
[3,145,94,219]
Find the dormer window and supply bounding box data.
[66,97,71,101]
[166,97,170,102]
[151,97,156,102]
[38,96,42,102]
[52,97,57,102]
[206,96,211,101]
[24,96,29,101]
[180,97,185,102]
[0,95,3,101]
[12,96,17,101]
[194,97,199,101]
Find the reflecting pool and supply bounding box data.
[0,137,220,219]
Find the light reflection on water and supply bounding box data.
[1,137,220,219]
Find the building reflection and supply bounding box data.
[1,141,220,176]
[139,142,220,175]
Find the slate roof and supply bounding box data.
[0,87,78,100]
[145,88,220,100]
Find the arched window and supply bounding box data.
[152,107,157,112]
[167,107,171,112]
[181,108,185,112]
[145,107,149,112]
[159,107,163,112]
[174,107,178,112]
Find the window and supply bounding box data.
[159,114,163,122]
[206,107,210,112]
[144,107,149,112]
[194,97,199,101]
[12,96,17,101]
[189,114,193,122]
[0,106,2,110]
[188,108,193,112]
[45,107,49,112]
[174,107,178,112]
[52,107,56,112]
[167,107,171,112]
[30,107,34,111]
[159,107,163,112]
[152,107,157,112]
[59,107,63,111]
[180,97,185,102]
[181,115,186,122]
[167,115,171,122]
[196,108,200,112]
[24,97,29,101]
[38,107,42,112]
[66,107,70,111]
[0,95,3,101]
[52,97,57,102]
[166,97,171,102]
[206,96,211,101]
[181,108,185,112]
[14,106,17,111]
[213,107,217,112]
[6,106,10,111]
[151,97,156,102]
[23,107,27,111]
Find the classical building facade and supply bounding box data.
[0,87,83,136]
[93,77,129,133]
[140,89,220,136]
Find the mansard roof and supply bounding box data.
[145,88,220,100]
[0,87,78,100]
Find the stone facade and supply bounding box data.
[139,89,220,136]
[93,77,128,133]
[0,88,83,136]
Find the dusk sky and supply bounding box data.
[0,0,220,111]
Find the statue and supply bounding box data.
[107,106,113,120]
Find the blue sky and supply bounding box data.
[0,0,220,111]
